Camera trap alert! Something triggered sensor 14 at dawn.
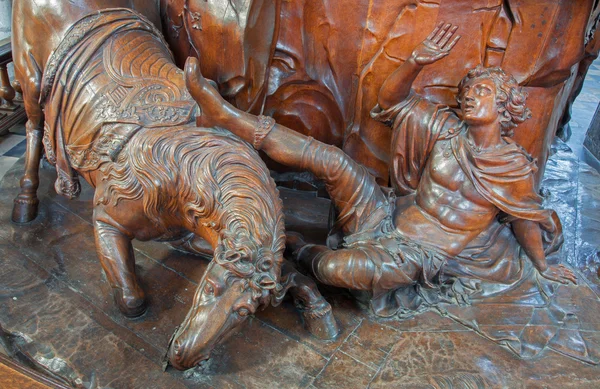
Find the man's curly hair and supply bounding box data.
[457,65,531,137]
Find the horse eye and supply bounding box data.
[203,284,214,295]
[237,308,250,317]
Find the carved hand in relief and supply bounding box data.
[411,22,461,66]
[540,264,577,285]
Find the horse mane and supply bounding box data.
[101,126,286,291]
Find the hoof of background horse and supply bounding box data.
[113,288,147,318]
[12,196,39,223]
[301,300,339,340]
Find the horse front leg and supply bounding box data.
[93,211,147,318]
[274,261,339,340]
[12,71,44,223]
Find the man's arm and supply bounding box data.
[512,219,547,271]
[377,23,460,110]
[512,219,576,284]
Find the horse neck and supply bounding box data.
[215,196,282,269]
[13,1,161,72]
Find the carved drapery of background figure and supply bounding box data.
[558,12,600,141]
[161,0,600,186]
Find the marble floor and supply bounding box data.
[0,123,25,182]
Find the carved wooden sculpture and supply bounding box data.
[184,24,576,317]
[10,2,337,371]
[162,0,598,187]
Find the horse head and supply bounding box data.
[151,129,286,370]
[168,230,281,369]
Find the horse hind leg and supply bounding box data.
[168,232,214,259]
[12,68,44,223]
[277,261,339,340]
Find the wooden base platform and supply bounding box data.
[0,142,599,388]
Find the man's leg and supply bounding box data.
[291,242,421,291]
[186,58,388,236]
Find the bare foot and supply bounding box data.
[184,56,232,128]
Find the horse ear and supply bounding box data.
[184,207,199,227]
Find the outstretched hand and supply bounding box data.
[411,22,461,66]
[540,264,577,285]
[185,56,232,128]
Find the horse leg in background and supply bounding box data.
[274,260,339,340]
[168,232,214,259]
[12,68,44,223]
[93,213,147,318]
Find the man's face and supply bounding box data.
[459,77,499,126]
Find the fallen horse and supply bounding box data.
[10,4,337,371]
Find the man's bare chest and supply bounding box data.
[422,140,491,207]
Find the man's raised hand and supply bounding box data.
[411,22,460,66]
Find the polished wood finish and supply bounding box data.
[7,0,599,378]
[163,0,599,186]
[0,146,599,387]
[0,38,17,112]
[185,24,574,315]
[0,354,71,389]
[10,2,337,371]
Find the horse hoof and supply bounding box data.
[118,299,147,318]
[113,289,147,318]
[302,303,339,340]
[12,197,39,223]
[121,301,148,318]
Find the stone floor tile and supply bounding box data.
[172,318,327,389]
[0,155,18,182]
[369,331,524,389]
[312,350,377,389]
[576,164,600,298]
[8,123,26,136]
[0,133,26,155]
[339,319,402,369]
[4,139,26,157]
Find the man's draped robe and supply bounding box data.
[365,96,597,364]
[371,94,562,293]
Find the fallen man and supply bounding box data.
[183,23,596,363]
[186,22,574,294]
